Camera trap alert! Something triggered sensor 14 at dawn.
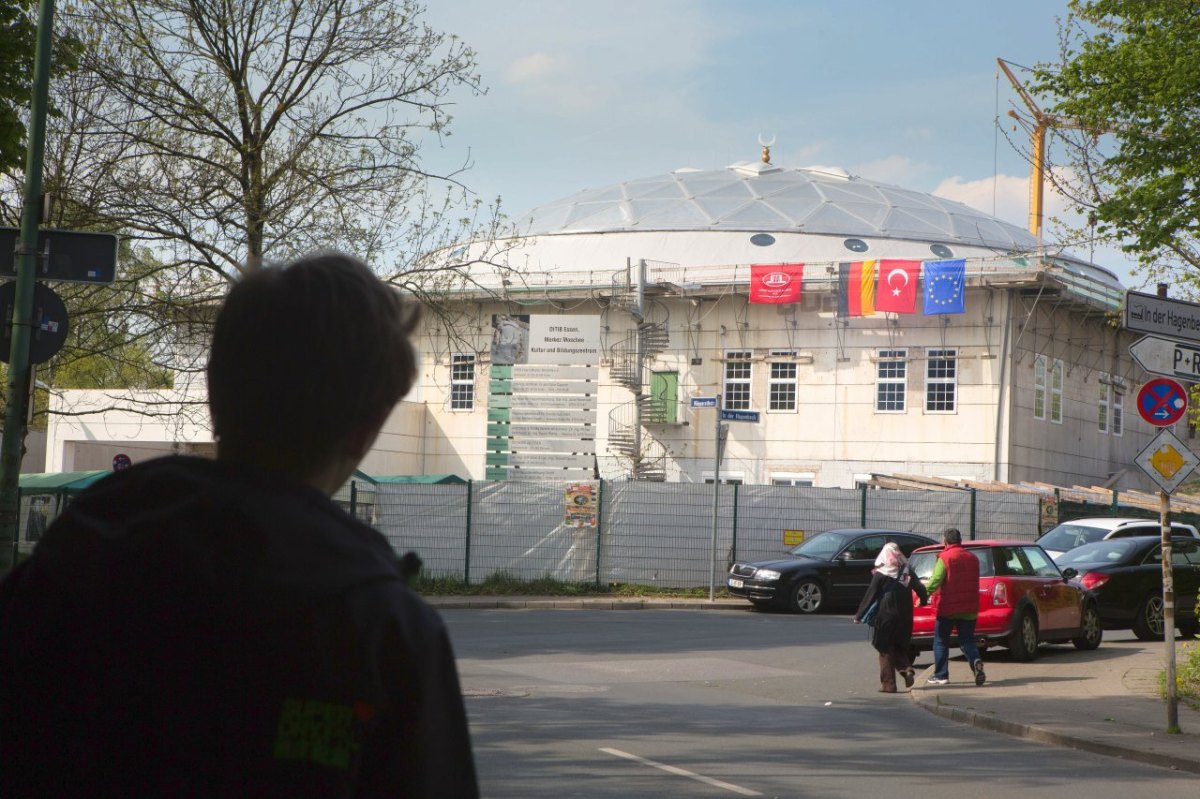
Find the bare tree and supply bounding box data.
[63,0,489,284]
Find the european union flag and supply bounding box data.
[923,259,965,315]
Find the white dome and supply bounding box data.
[513,162,1038,253]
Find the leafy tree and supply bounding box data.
[1029,0,1200,289]
[0,0,38,173]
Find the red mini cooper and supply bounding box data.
[907,540,1102,661]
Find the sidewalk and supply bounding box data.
[428,595,1200,774]
[907,636,1200,775]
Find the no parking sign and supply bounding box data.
[1137,378,1188,427]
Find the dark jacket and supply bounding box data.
[855,569,929,653]
[935,543,980,617]
[0,456,478,798]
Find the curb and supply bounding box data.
[908,690,1200,775]
[427,598,749,611]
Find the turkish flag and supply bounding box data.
[875,259,921,313]
[749,263,803,304]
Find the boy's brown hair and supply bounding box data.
[207,251,419,479]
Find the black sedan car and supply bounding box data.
[1053,535,1200,640]
[727,528,937,614]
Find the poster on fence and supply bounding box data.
[564,483,598,528]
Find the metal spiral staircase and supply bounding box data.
[607,320,671,481]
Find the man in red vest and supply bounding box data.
[924,527,986,686]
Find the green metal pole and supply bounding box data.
[463,480,473,586]
[729,482,739,568]
[0,0,56,573]
[594,479,604,587]
[969,488,977,540]
[859,484,867,527]
[349,481,358,519]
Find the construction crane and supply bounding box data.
[996,57,1078,248]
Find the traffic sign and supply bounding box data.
[0,281,68,364]
[690,396,718,408]
[1137,378,1188,426]
[0,227,118,284]
[112,453,132,471]
[1125,291,1200,345]
[1135,427,1200,494]
[1129,335,1200,380]
[719,409,760,423]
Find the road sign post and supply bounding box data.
[1133,427,1197,734]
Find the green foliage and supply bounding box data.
[1033,1,1200,279]
[0,0,82,173]
[0,0,38,173]
[409,570,725,599]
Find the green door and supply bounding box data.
[650,371,678,424]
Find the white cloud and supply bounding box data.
[933,172,1140,286]
[852,155,926,186]
[505,53,557,84]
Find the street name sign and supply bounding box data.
[1135,427,1200,494]
[1137,378,1188,426]
[720,409,760,423]
[0,227,118,284]
[690,396,718,408]
[1125,291,1200,345]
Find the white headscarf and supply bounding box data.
[874,542,907,579]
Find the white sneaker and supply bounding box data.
[926,676,949,685]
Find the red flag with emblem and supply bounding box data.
[749,263,804,304]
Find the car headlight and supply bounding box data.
[754,569,782,581]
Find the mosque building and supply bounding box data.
[44,149,1157,490]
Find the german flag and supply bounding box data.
[837,260,876,317]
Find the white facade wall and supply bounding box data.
[413,282,1159,491]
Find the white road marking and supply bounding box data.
[599,747,762,796]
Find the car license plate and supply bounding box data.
[728,578,744,589]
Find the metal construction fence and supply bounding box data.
[370,481,1046,589]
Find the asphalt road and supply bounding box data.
[444,608,1199,798]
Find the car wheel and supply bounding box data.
[1072,604,1103,650]
[1008,610,1039,662]
[1132,595,1166,641]
[788,579,824,614]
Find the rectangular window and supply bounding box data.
[1113,387,1124,436]
[771,472,814,487]
[1098,374,1110,433]
[768,362,797,411]
[925,348,957,413]
[450,353,475,410]
[1033,355,1047,420]
[723,351,752,410]
[875,348,907,412]
[1050,358,1064,424]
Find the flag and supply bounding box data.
[837,260,876,317]
[875,259,921,314]
[923,258,966,315]
[749,263,803,304]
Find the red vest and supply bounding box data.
[936,544,979,617]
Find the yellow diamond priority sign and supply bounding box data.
[1135,427,1200,494]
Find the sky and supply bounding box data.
[419,0,1145,288]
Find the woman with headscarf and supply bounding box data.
[853,542,929,692]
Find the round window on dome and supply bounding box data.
[930,244,955,259]
[750,233,776,247]
[843,238,869,253]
